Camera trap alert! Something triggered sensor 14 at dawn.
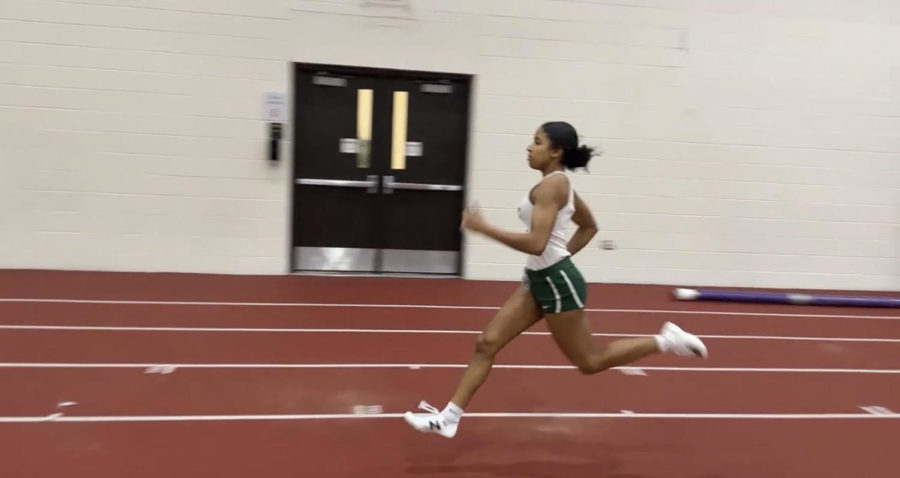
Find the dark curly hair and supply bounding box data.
[541,121,596,170]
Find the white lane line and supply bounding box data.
[0,324,896,343]
[0,362,897,374]
[0,411,897,423]
[1,298,898,320]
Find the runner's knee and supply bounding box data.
[575,355,610,375]
[475,333,502,357]
[575,359,597,375]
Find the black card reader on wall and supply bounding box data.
[269,123,283,161]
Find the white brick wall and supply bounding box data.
[0,0,291,273]
[1,0,899,290]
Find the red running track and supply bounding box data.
[0,269,898,477]
[0,327,897,369]
[1,368,898,416]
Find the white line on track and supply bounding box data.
[1,298,898,320]
[0,362,897,374]
[0,324,896,343]
[0,411,897,423]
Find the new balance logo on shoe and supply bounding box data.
[429,421,442,430]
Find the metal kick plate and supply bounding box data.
[382,249,458,274]
[295,247,376,272]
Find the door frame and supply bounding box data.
[288,62,475,277]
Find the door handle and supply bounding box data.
[297,175,379,193]
[381,176,463,194]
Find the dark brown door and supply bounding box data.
[291,64,471,275]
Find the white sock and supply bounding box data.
[654,334,669,353]
[441,402,464,424]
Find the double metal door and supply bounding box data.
[291,64,471,275]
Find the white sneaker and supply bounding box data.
[403,401,458,439]
[661,322,708,358]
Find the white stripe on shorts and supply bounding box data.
[544,277,562,314]
[559,270,584,309]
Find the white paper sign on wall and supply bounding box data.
[264,92,287,122]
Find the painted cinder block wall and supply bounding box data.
[2,0,898,291]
